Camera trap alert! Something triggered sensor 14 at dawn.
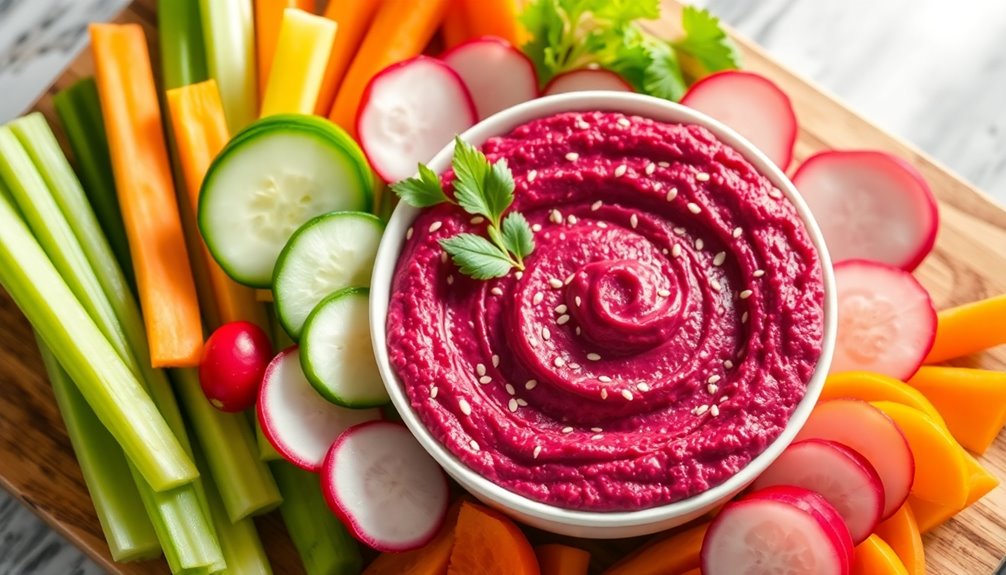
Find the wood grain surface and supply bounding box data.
[1,0,1003,573]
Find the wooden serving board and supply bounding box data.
[2,0,1005,573]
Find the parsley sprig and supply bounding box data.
[391,137,535,280]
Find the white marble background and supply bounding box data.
[2,0,1006,573]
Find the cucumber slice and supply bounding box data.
[199,114,373,287]
[301,288,389,407]
[273,211,384,340]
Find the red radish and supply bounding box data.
[796,398,915,519]
[357,56,477,182]
[792,150,938,271]
[702,485,854,575]
[680,70,797,170]
[832,260,936,380]
[542,68,634,96]
[441,36,539,120]
[199,321,273,412]
[257,347,380,471]
[321,420,449,552]
[751,439,884,544]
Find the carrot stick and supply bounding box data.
[166,80,270,330]
[535,544,590,575]
[261,8,338,117]
[458,0,520,46]
[315,0,383,116]
[907,366,1006,454]
[254,0,313,98]
[327,0,451,134]
[440,1,470,50]
[924,293,1006,363]
[90,23,204,367]
[603,522,708,575]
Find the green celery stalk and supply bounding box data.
[174,369,282,522]
[0,180,194,491]
[199,0,258,132]
[36,337,161,563]
[257,306,290,461]
[256,417,282,462]
[271,461,362,575]
[51,78,134,284]
[159,0,209,89]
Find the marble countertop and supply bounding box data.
[2,0,1006,573]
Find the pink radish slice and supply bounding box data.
[542,68,634,96]
[792,150,938,271]
[680,70,797,170]
[257,347,381,471]
[357,56,477,182]
[795,398,915,519]
[751,439,884,544]
[833,260,936,380]
[441,36,539,120]
[702,485,853,575]
[321,420,449,552]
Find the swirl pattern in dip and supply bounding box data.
[387,111,825,511]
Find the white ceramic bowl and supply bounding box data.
[370,92,837,538]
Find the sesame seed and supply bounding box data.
[470,216,485,225]
[406,227,414,239]
[695,404,709,415]
[637,382,651,392]
[713,252,726,266]
[565,152,579,161]
[591,427,603,433]
[695,238,704,251]
[429,221,442,232]
[557,314,570,325]
[492,354,500,367]
[476,363,486,376]
[710,405,720,417]
[555,304,568,314]
[550,210,562,224]
[548,278,563,289]
[733,227,743,238]
[696,172,710,182]
[630,214,639,228]
[575,326,582,335]
[568,361,580,370]
[505,383,516,395]
[527,170,538,182]
[708,375,721,384]
[441,251,449,263]
[614,164,627,177]
[587,353,601,361]
[430,386,438,398]
[491,287,504,296]
[591,200,602,211]
[724,359,734,369]
[591,434,604,440]
[577,120,590,130]
[769,188,783,199]
[710,279,722,292]
[666,187,678,202]
[663,248,669,255]
[617,118,630,128]
[658,289,671,297]
[754,269,766,278]
[720,396,729,403]
[542,327,551,340]
[562,426,573,434]
[533,445,542,458]
[508,398,518,412]
[533,292,544,305]
[517,398,528,406]
[532,223,542,232]
[707,383,719,394]
[658,161,670,167]
[567,214,578,225]
[554,357,565,367]
[645,162,656,175]
[600,388,608,399]
[525,379,538,390]
[739,289,753,300]
[559,233,567,241]
[597,222,608,228]
[621,389,634,401]
[599,375,612,383]
[672,244,682,258]
[479,376,492,385]
[516,271,523,280]
[459,399,472,416]
[742,311,749,323]
[447,275,454,285]
[470,440,480,451]
[528,337,539,347]
[673,226,686,235]
[687,202,705,216]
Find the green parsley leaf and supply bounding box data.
[643,41,687,101]
[390,163,451,207]
[482,159,516,221]
[451,137,493,219]
[501,212,535,262]
[440,233,515,280]
[673,6,741,74]
[593,0,659,24]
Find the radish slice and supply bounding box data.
[357,56,477,182]
[441,36,539,120]
[833,260,936,380]
[542,69,634,96]
[702,485,853,575]
[257,347,381,471]
[751,439,884,544]
[792,151,938,271]
[796,398,915,519]
[680,70,797,170]
[321,421,449,552]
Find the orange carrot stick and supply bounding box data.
[604,522,708,575]
[925,293,1006,363]
[328,0,451,134]
[907,366,1006,454]
[441,1,470,50]
[315,0,384,116]
[535,544,590,575]
[459,0,520,46]
[166,80,270,331]
[90,23,203,367]
[254,0,314,98]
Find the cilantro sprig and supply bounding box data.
[391,137,535,280]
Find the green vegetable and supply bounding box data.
[271,461,362,575]
[519,1,739,100]
[199,0,258,132]
[391,137,535,280]
[159,0,209,89]
[36,337,161,563]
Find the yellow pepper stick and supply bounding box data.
[254,0,313,99]
[261,8,338,117]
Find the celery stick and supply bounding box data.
[258,306,289,460]
[159,0,209,89]
[174,369,282,521]
[51,78,133,284]
[199,0,258,132]
[36,337,161,563]
[271,461,362,575]
[0,184,194,490]
[256,417,283,461]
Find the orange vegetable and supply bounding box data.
[821,371,945,426]
[602,522,708,575]
[254,0,314,98]
[365,501,461,575]
[874,505,925,575]
[90,23,203,367]
[870,401,969,508]
[441,1,469,50]
[458,0,521,46]
[907,366,1006,454]
[316,0,384,116]
[925,293,1006,363]
[534,544,589,575]
[165,80,269,331]
[908,451,999,533]
[679,570,701,575]
[447,501,539,575]
[852,535,908,575]
[328,0,451,134]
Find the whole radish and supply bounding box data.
[199,321,273,412]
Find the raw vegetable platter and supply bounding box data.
[2,0,1006,573]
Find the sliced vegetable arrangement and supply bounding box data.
[0,1,1003,574]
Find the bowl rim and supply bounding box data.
[369,91,837,529]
